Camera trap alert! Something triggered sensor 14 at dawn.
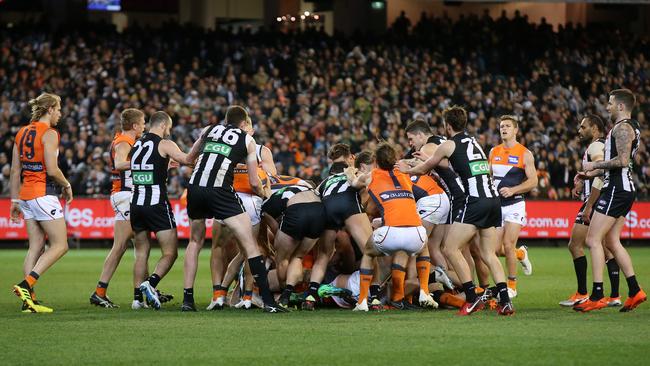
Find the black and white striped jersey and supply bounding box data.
[603,119,641,192]
[261,185,312,220]
[448,132,498,198]
[189,124,254,191]
[130,133,169,206]
[318,172,358,200]
[426,135,466,200]
[582,138,605,201]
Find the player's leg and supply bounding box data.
[91,219,132,308]
[224,213,282,310]
[560,223,590,306]
[443,223,477,290]
[132,230,151,309]
[502,221,523,296]
[574,212,616,312]
[470,235,490,289]
[22,220,45,303]
[281,237,318,308]
[139,228,178,309]
[603,246,621,306]
[354,231,384,311]
[478,226,513,315]
[181,219,206,311]
[603,217,646,312]
[303,230,337,310]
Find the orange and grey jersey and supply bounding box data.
[490,142,528,206]
[110,133,136,194]
[15,121,60,200]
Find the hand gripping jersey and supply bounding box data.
[261,185,312,220]
[448,132,498,199]
[15,121,59,200]
[110,133,136,194]
[410,174,445,201]
[367,168,422,227]
[603,119,641,192]
[489,142,528,205]
[130,133,169,206]
[581,138,605,201]
[426,135,466,201]
[189,124,254,191]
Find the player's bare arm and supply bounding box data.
[584,123,633,171]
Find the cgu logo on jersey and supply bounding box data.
[204,142,232,157]
[469,160,489,176]
[325,175,347,188]
[379,190,414,201]
[132,171,154,185]
[508,155,519,164]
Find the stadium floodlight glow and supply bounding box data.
[291,16,296,21]
[313,15,320,20]
[300,15,306,20]
[276,17,282,22]
[371,1,384,10]
[304,11,310,16]
[282,16,287,20]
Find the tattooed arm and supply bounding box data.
[583,123,633,172]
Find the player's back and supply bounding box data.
[233,163,268,195]
[15,121,58,200]
[367,168,421,227]
[410,174,444,201]
[130,133,169,206]
[449,132,498,199]
[189,124,251,191]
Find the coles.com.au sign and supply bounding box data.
[1,198,649,240]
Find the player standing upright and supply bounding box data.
[399,106,514,316]
[559,115,622,307]
[130,111,199,310]
[186,105,285,313]
[576,89,646,313]
[10,93,73,313]
[90,109,145,308]
[489,115,537,297]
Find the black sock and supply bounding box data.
[480,283,490,291]
[248,255,275,305]
[496,282,509,305]
[213,284,226,292]
[147,273,161,288]
[431,290,444,304]
[462,281,477,303]
[307,282,320,298]
[97,281,108,289]
[574,256,588,295]
[183,288,194,303]
[29,271,40,280]
[626,275,641,297]
[369,284,380,300]
[18,280,31,290]
[590,282,604,301]
[606,259,620,298]
[243,290,253,298]
[134,288,143,302]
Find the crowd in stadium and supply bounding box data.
[0,10,648,199]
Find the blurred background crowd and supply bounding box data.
[0,10,648,199]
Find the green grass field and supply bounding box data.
[2,247,649,365]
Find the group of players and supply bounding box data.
[9,88,646,315]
